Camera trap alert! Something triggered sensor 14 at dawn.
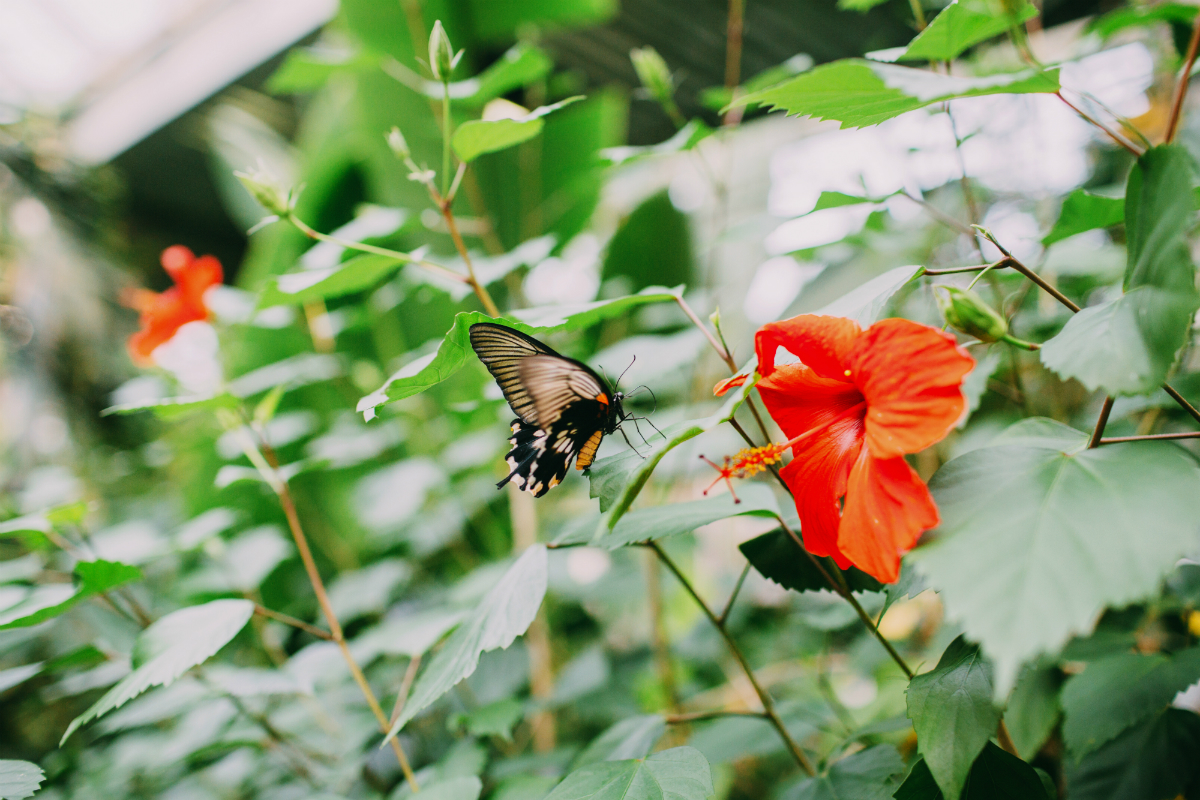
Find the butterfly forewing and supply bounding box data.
[469,322,625,497]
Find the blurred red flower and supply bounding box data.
[125,246,222,365]
[750,315,973,583]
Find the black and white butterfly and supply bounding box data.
[469,322,644,497]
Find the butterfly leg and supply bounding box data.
[617,424,646,459]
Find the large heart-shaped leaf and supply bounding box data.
[789,745,904,800]
[911,419,1200,695]
[61,599,254,743]
[544,746,713,800]
[894,745,1050,800]
[385,546,547,739]
[357,288,681,419]
[1040,145,1200,395]
[1061,646,1200,758]
[734,60,1058,128]
[907,636,1002,800]
[572,715,666,768]
[1066,708,1200,800]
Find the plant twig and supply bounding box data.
[389,654,422,727]
[254,603,333,641]
[251,439,420,792]
[1055,92,1144,156]
[722,0,747,126]
[287,213,467,284]
[1100,430,1200,444]
[1166,14,1200,143]
[1163,383,1200,426]
[1088,397,1115,449]
[441,199,502,317]
[676,295,736,371]
[923,260,1011,276]
[900,190,978,236]
[648,542,817,776]
[665,709,767,724]
[718,562,752,626]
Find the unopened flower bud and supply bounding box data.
[387,127,410,159]
[937,285,1008,343]
[234,166,291,217]
[630,46,675,110]
[428,20,462,81]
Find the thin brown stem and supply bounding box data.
[1163,384,1200,426]
[1100,431,1200,444]
[908,0,927,29]
[258,442,420,792]
[441,201,501,317]
[666,709,767,724]
[1055,92,1144,156]
[1166,15,1200,143]
[1088,397,1115,449]
[901,190,978,236]
[288,213,467,285]
[722,0,747,126]
[676,295,736,371]
[648,542,817,776]
[389,654,422,727]
[923,261,1011,276]
[718,562,752,626]
[254,603,333,641]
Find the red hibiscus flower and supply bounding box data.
[743,315,973,583]
[125,246,223,365]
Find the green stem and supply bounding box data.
[287,213,467,284]
[442,80,452,197]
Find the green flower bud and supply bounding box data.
[428,20,462,81]
[387,127,410,159]
[630,46,675,110]
[936,285,1009,343]
[234,165,291,217]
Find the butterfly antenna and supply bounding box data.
[615,355,636,389]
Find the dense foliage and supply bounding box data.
[3,1,1200,799]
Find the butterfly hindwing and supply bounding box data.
[470,323,623,497]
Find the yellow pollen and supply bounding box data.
[844,369,852,377]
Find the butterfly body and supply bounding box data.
[469,322,627,497]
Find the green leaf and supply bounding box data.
[1067,708,1200,800]
[739,527,883,594]
[410,777,483,800]
[899,0,1038,62]
[733,60,1059,128]
[1088,3,1198,39]
[388,44,555,107]
[452,97,584,162]
[357,287,681,418]
[386,546,547,739]
[573,715,666,768]
[1061,646,1200,758]
[839,0,893,11]
[100,393,240,418]
[0,560,143,630]
[266,46,373,94]
[1041,145,1200,395]
[1003,659,1063,760]
[907,636,1002,800]
[911,421,1200,696]
[60,599,254,744]
[556,483,779,548]
[466,0,617,42]
[1042,190,1125,246]
[894,745,1050,800]
[544,746,714,800]
[811,190,880,211]
[700,54,814,111]
[789,745,904,800]
[0,760,44,800]
[822,264,922,326]
[257,253,408,308]
[593,378,757,539]
[453,698,524,741]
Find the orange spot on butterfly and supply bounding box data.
[595,393,609,405]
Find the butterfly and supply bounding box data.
[469,322,640,497]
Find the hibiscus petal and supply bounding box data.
[838,451,938,583]
[755,314,862,381]
[777,411,863,568]
[757,363,864,443]
[845,318,974,459]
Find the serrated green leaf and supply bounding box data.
[739,527,883,595]
[1061,646,1200,758]
[789,745,904,800]
[556,483,779,548]
[0,560,143,631]
[1041,145,1200,395]
[894,745,1050,800]
[452,97,583,162]
[60,599,254,744]
[100,393,240,419]
[734,60,1059,128]
[700,54,814,111]
[907,636,1002,800]
[0,760,44,800]
[1042,190,1124,245]
[386,546,547,739]
[912,421,1200,696]
[258,253,409,308]
[1067,708,1200,800]
[357,287,681,418]
[545,746,714,800]
[899,0,1038,62]
[573,715,666,768]
[1003,659,1063,760]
